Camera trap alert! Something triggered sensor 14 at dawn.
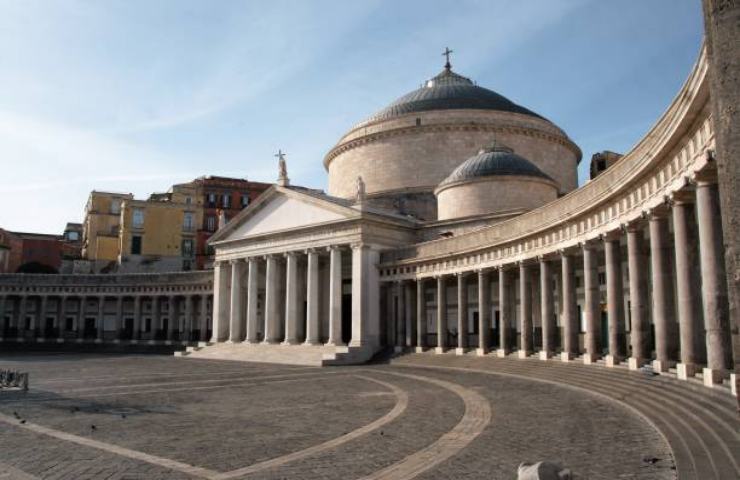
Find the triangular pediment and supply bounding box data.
[210,187,358,243]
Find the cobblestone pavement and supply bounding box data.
[0,352,712,479]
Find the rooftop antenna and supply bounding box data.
[442,47,453,70]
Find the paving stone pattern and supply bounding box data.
[0,353,685,479]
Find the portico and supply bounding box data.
[195,184,415,365]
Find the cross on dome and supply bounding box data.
[442,47,453,70]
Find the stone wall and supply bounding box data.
[436,176,558,220]
[326,109,580,220]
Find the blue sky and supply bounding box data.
[0,0,704,234]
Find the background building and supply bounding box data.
[81,176,270,273]
[589,151,623,179]
[0,227,82,274]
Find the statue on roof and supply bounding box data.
[275,149,289,186]
[355,175,366,204]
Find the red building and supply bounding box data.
[0,223,83,273]
[188,176,271,269]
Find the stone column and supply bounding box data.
[76,296,85,341]
[582,241,601,364]
[114,296,123,342]
[497,267,510,357]
[478,269,491,356]
[672,197,703,379]
[228,260,244,342]
[283,252,300,345]
[245,257,260,343]
[404,281,416,348]
[18,295,29,339]
[327,246,343,346]
[540,258,554,360]
[184,295,194,342]
[626,225,649,369]
[304,250,320,345]
[167,296,176,341]
[350,244,380,349]
[518,263,533,358]
[416,279,426,351]
[200,294,209,342]
[0,294,6,340]
[211,260,231,342]
[604,234,625,367]
[435,275,447,353]
[151,296,161,341]
[696,179,734,385]
[57,295,67,342]
[96,296,105,343]
[649,212,678,372]
[132,296,141,342]
[456,273,468,355]
[38,295,48,340]
[561,252,578,361]
[263,255,279,343]
[394,281,405,350]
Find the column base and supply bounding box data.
[454,347,466,356]
[496,349,509,358]
[730,373,737,397]
[582,353,598,365]
[434,347,446,354]
[281,340,300,346]
[414,346,426,353]
[56,338,65,344]
[325,341,345,347]
[702,367,727,387]
[628,357,645,371]
[538,351,551,361]
[676,363,698,380]
[605,355,621,367]
[36,337,46,343]
[652,359,674,373]
[475,348,488,356]
[130,339,139,344]
[560,352,575,362]
[517,349,531,359]
[302,341,321,347]
[94,339,103,344]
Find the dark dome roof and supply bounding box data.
[364,67,543,124]
[438,144,554,188]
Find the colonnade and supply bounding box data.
[0,293,211,344]
[212,243,380,349]
[386,180,734,386]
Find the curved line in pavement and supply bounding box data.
[358,370,492,480]
[214,374,409,479]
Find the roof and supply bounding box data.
[362,67,544,125]
[437,144,554,189]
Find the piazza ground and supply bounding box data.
[0,353,737,480]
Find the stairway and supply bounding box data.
[175,342,377,366]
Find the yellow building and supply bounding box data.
[117,184,197,272]
[82,191,133,271]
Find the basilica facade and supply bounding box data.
[190,45,736,394]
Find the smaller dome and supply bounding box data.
[438,143,553,188]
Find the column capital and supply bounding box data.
[283,251,297,259]
[229,259,240,266]
[326,245,342,253]
[580,238,600,251]
[668,189,695,206]
[305,247,319,255]
[600,230,622,243]
[350,242,367,251]
[641,206,669,221]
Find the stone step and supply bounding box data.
[176,342,376,366]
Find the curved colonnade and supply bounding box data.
[378,48,736,392]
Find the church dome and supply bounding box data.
[363,66,543,125]
[435,143,559,221]
[437,143,554,189]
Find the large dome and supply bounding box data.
[363,67,544,125]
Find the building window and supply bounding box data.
[206,193,216,207]
[222,194,231,209]
[65,231,79,241]
[182,239,194,257]
[206,215,216,232]
[110,200,121,214]
[185,197,192,205]
[183,212,194,231]
[241,194,250,208]
[131,235,142,255]
[132,208,144,228]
